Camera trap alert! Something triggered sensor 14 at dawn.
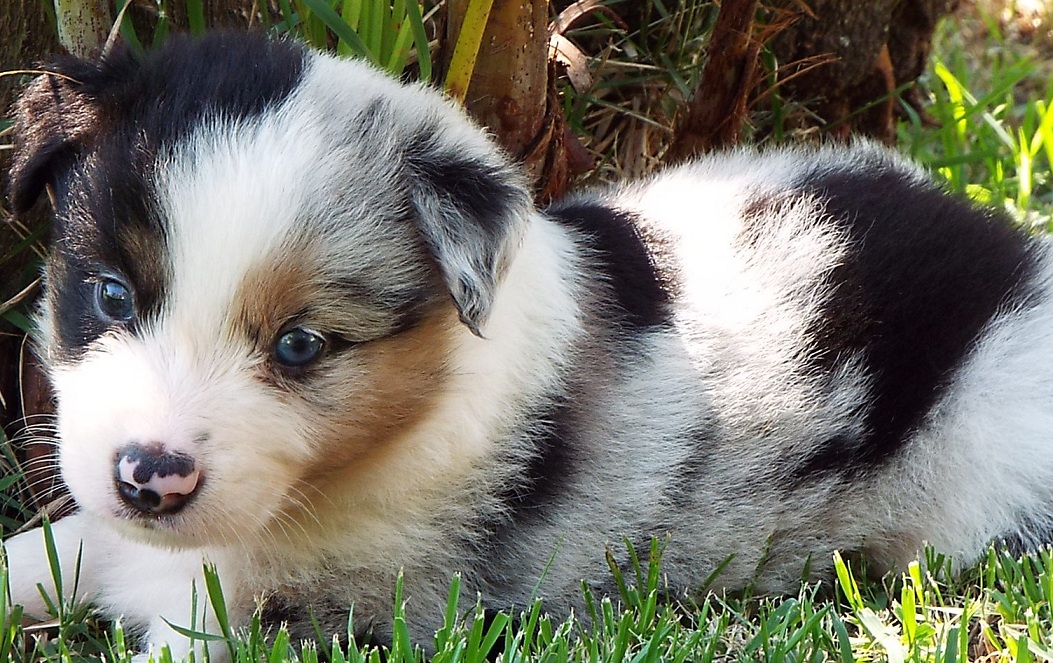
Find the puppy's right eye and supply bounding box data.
[273,327,326,368]
[95,278,135,322]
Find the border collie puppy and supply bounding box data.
[6,31,1053,660]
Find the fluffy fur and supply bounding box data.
[7,32,1053,660]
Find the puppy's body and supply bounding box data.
[7,33,1053,658]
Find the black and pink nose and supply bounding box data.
[114,443,202,515]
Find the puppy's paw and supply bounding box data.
[3,516,98,619]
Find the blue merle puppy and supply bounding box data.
[5,31,1053,661]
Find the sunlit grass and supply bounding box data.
[899,3,1053,228]
[8,535,1053,663]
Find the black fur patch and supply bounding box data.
[792,168,1039,482]
[546,201,674,329]
[46,152,167,360]
[77,32,304,155]
[997,518,1053,557]
[403,131,523,241]
[497,398,578,527]
[10,32,308,214]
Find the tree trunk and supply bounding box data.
[0,1,60,111]
[770,0,956,142]
[53,0,110,57]
[670,0,761,160]
[445,0,569,201]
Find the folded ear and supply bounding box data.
[403,132,532,336]
[7,51,133,214]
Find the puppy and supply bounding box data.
[6,31,1053,660]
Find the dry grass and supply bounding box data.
[559,0,1053,187]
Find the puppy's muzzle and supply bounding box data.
[114,443,202,515]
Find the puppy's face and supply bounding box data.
[8,35,530,546]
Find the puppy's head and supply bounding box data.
[9,33,532,545]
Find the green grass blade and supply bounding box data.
[42,519,63,608]
[381,0,402,66]
[444,0,495,101]
[185,0,205,34]
[389,571,413,662]
[343,0,362,29]
[278,0,298,31]
[338,0,363,56]
[403,0,430,82]
[385,19,414,77]
[300,0,372,60]
[365,0,384,66]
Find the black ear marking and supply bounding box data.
[7,46,140,215]
[402,131,533,335]
[8,70,98,214]
[9,33,308,217]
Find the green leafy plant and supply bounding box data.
[898,6,1053,229]
[275,0,432,81]
[443,0,494,102]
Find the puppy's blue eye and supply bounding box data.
[274,328,325,367]
[96,278,135,321]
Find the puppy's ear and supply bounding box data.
[404,134,532,335]
[8,51,134,214]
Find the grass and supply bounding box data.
[4,1,1053,662]
[557,0,719,179]
[8,537,1053,663]
[898,0,1053,228]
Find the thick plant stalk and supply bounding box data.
[670,0,760,160]
[444,0,494,102]
[445,0,567,199]
[54,0,110,58]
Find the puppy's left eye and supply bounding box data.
[95,278,135,322]
[273,328,326,368]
